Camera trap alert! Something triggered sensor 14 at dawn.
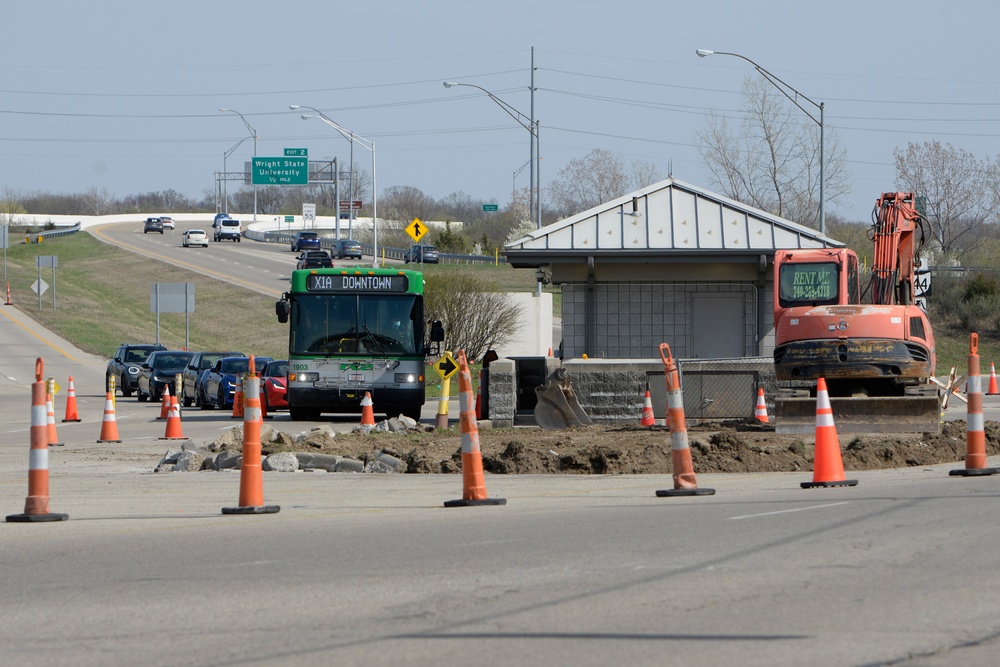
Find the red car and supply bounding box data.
[261,359,288,412]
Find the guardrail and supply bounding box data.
[22,222,83,244]
[247,228,506,266]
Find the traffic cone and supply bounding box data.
[801,378,858,488]
[223,356,279,515]
[160,394,187,440]
[260,384,270,420]
[97,391,122,443]
[45,383,63,447]
[445,349,506,507]
[62,376,81,422]
[656,343,715,497]
[360,392,375,428]
[951,334,1000,477]
[639,388,655,426]
[158,384,171,420]
[988,362,999,396]
[230,374,244,419]
[5,281,12,306]
[7,358,68,522]
[754,387,769,424]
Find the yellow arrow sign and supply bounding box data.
[433,351,459,380]
[405,217,428,243]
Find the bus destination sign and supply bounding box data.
[306,273,409,293]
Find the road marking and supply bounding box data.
[729,501,850,521]
[0,308,79,361]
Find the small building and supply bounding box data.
[488,178,843,425]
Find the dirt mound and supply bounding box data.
[262,419,996,475]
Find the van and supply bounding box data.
[213,217,242,242]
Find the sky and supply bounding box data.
[3,0,1000,225]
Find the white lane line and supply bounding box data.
[729,501,850,520]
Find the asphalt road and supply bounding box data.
[3,225,1000,666]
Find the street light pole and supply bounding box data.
[291,105,379,267]
[443,80,541,231]
[220,108,258,222]
[695,49,826,235]
[222,136,252,216]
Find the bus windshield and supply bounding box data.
[290,293,421,356]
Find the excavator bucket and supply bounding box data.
[775,394,941,435]
[534,367,593,429]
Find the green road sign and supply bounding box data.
[482,204,499,212]
[252,157,309,185]
[284,148,308,157]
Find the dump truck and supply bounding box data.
[772,192,939,433]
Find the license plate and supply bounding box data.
[349,373,364,382]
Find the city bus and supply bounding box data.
[275,267,443,421]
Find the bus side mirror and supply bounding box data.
[275,300,290,324]
[430,320,444,342]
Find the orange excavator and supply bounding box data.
[772,192,939,433]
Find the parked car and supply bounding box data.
[296,250,333,270]
[199,356,272,410]
[181,350,244,407]
[403,244,439,264]
[291,231,321,252]
[159,216,175,230]
[335,239,363,260]
[136,350,195,403]
[143,217,164,234]
[182,229,208,247]
[213,217,242,242]
[106,343,167,396]
[260,359,288,412]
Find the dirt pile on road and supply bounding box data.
[266,419,995,475]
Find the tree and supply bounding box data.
[893,140,999,261]
[423,272,521,361]
[548,149,630,216]
[695,76,850,228]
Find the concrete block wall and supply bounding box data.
[483,359,516,427]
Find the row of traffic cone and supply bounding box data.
[637,386,771,426]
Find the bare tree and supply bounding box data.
[630,160,663,190]
[893,140,999,260]
[696,76,850,227]
[548,149,631,216]
[423,272,521,361]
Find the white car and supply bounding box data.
[182,229,208,247]
[159,216,175,230]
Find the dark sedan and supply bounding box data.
[199,356,272,410]
[136,350,195,402]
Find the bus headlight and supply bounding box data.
[395,373,421,384]
[289,372,319,382]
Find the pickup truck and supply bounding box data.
[181,350,243,407]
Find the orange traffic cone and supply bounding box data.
[45,385,63,447]
[360,391,375,428]
[97,391,122,443]
[62,376,81,422]
[656,343,715,497]
[230,374,244,419]
[988,362,999,396]
[223,356,279,515]
[7,358,68,522]
[801,378,858,488]
[754,387,769,424]
[158,384,171,420]
[951,334,999,477]
[445,350,506,507]
[160,394,187,440]
[4,281,12,306]
[639,388,655,426]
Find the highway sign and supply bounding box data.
[434,352,459,380]
[252,157,309,185]
[284,148,308,157]
[483,204,499,212]
[405,218,428,243]
[31,279,48,296]
[339,200,363,210]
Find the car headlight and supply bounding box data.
[289,372,319,382]
[127,366,141,375]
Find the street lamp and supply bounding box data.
[695,49,826,235]
[290,104,355,240]
[220,108,258,222]
[291,105,379,267]
[222,136,252,216]
[443,81,541,233]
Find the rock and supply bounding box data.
[365,450,405,473]
[336,458,365,473]
[295,426,337,449]
[213,449,242,470]
[172,449,205,472]
[294,452,343,472]
[263,451,299,472]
